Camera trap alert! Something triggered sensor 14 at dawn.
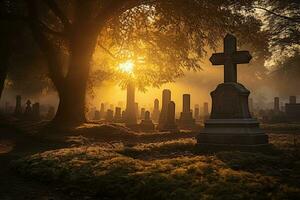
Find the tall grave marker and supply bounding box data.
[197,34,268,150]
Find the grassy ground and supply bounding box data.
[13,132,300,200]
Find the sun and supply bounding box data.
[118,60,134,74]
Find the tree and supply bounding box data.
[255,0,300,50]
[1,0,269,127]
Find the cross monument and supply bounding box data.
[210,34,252,83]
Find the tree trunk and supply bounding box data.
[51,23,99,127]
[0,51,9,99]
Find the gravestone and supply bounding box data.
[152,98,160,122]
[274,97,280,113]
[139,111,155,132]
[94,110,101,120]
[100,103,105,119]
[105,109,114,122]
[114,107,122,122]
[125,82,137,126]
[32,103,40,120]
[197,34,268,150]
[158,89,171,130]
[285,96,300,122]
[160,101,178,132]
[24,100,32,118]
[178,94,196,129]
[194,105,200,121]
[14,95,22,117]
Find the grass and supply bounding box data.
[13,133,300,199]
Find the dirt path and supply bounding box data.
[0,124,69,200]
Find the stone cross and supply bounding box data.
[182,94,191,113]
[209,34,252,83]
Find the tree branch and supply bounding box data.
[37,20,66,37]
[43,0,71,29]
[254,6,300,23]
[98,43,116,59]
[26,0,65,90]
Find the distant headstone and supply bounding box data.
[114,107,123,122]
[158,89,171,130]
[197,34,268,150]
[100,103,105,119]
[105,109,114,122]
[140,111,155,132]
[274,97,280,113]
[125,82,137,126]
[94,110,101,120]
[14,95,22,117]
[32,102,40,120]
[178,94,196,129]
[152,98,160,122]
[285,96,300,122]
[160,101,178,132]
[194,105,200,121]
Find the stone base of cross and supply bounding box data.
[197,34,269,151]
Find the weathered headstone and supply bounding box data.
[274,97,280,113]
[100,103,105,119]
[160,101,178,132]
[14,95,22,117]
[105,109,114,122]
[194,104,200,121]
[178,94,196,129]
[285,96,300,122]
[140,111,155,132]
[32,102,40,120]
[114,107,122,122]
[197,34,268,150]
[94,110,101,120]
[125,82,137,126]
[152,98,160,122]
[158,89,171,130]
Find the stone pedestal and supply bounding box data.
[140,111,155,132]
[178,94,196,130]
[197,82,268,149]
[160,101,178,132]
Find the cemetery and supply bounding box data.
[0,1,299,199]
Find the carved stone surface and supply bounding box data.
[210,82,251,119]
[197,34,268,150]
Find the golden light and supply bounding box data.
[118,60,134,74]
